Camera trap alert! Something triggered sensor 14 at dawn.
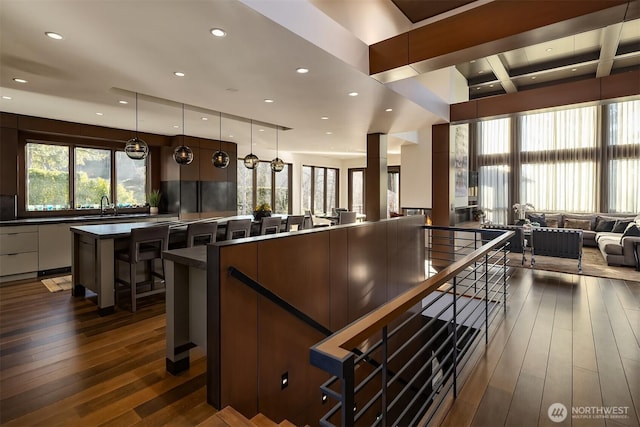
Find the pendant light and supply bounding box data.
[173,103,194,165]
[124,93,149,160]
[270,127,285,172]
[243,120,259,169]
[212,112,230,168]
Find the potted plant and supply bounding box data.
[253,202,272,220]
[148,189,161,215]
[472,207,485,223]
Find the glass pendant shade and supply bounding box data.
[212,150,230,168]
[243,153,259,169]
[213,111,229,168]
[125,93,148,160]
[270,157,285,172]
[173,145,193,165]
[125,137,149,160]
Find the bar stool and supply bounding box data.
[260,216,282,235]
[115,225,169,312]
[186,221,218,247]
[225,219,252,240]
[285,215,304,231]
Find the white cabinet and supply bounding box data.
[0,226,39,282]
[38,224,73,272]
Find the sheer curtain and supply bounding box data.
[519,106,598,213]
[477,118,510,224]
[608,100,640,213]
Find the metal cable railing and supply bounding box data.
[310,226,514,426]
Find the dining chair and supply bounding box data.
[225,218,252,240]
[186,221,218,247]
[260,216,282,235]
[114,224,169,312]
[338,211,357,225]
[285,215,305,231]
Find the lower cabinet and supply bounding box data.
[38,223,73,273]
[0,225,39,282]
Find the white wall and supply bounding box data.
[400,128,433,209]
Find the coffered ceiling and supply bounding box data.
[1,0,638,161]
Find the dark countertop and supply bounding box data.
[163,246,207,270]
[0,213,177,227]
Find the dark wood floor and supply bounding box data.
[1,268,639,426]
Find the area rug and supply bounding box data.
[508,247,640,282]
[41,275,73,292]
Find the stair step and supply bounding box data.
[251,413,279,427]
[198,406,255,427]
[279,420,297,427]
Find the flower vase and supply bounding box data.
[150,207,159,215]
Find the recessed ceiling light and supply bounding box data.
[174,71,185,77]
[2,96,12,100]
[470,60,476,63]
[326,131,333,135]
[321,116,329,120]
[45,32,63,40]
[258,129,264,132]
[173,125,179,129]
[118,100,128,104]
[571,68,578,72]
[228,135,234,138]
[13,78,27,84]
[385,108,393,112]
[478,70,484,74]
[264,99,274,103]
[531,76,537,80]
[546,48,553,52]
[476,87,482,90]
[201,117,208,121]
[348,92,358,97]
[296,67,309,74]
[210,28,226,37]
[96,112,103,116]
[489,84,494,88]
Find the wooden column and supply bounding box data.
[365,133,387,222]
[432,124,453,226]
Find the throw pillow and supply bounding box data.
[527,213,547,227]
[612,220,632,233]
[595,219,616,232]
[620,222,640,244]
[564,218,591,230]
[546,218,559,228]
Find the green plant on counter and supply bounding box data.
[148,189,161,207]
[254,202,272,212]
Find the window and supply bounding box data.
[349,169,365,214]
[115,151,147,207]
[25,141,147,212]
[387,166,400,216]
[237,160,291,214]
[302,165,339,214]
[476,118,510,224]
[607,100,640,213]
[519,106,598,213]
[75,147,111,209]
[26,143,70,211]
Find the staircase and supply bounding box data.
[198,406,298,427]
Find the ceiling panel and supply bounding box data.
[390,0,475,24]
[513,63,598,89]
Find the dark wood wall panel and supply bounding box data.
[210,242,259,416]
[451,70,640,122]
[212,216,425,424]
[432,124,452,226]
[0,127,18,195]
[329,228,349,331]
[370,1,627,75]
[477,79,601,119]
[257,232,331,326]
[348,221,389,321]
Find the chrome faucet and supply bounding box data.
[100,195,110,216]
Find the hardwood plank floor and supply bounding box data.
[1,267,639,426]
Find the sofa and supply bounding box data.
[526,212,640,269]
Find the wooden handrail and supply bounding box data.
[311,228,514,373]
